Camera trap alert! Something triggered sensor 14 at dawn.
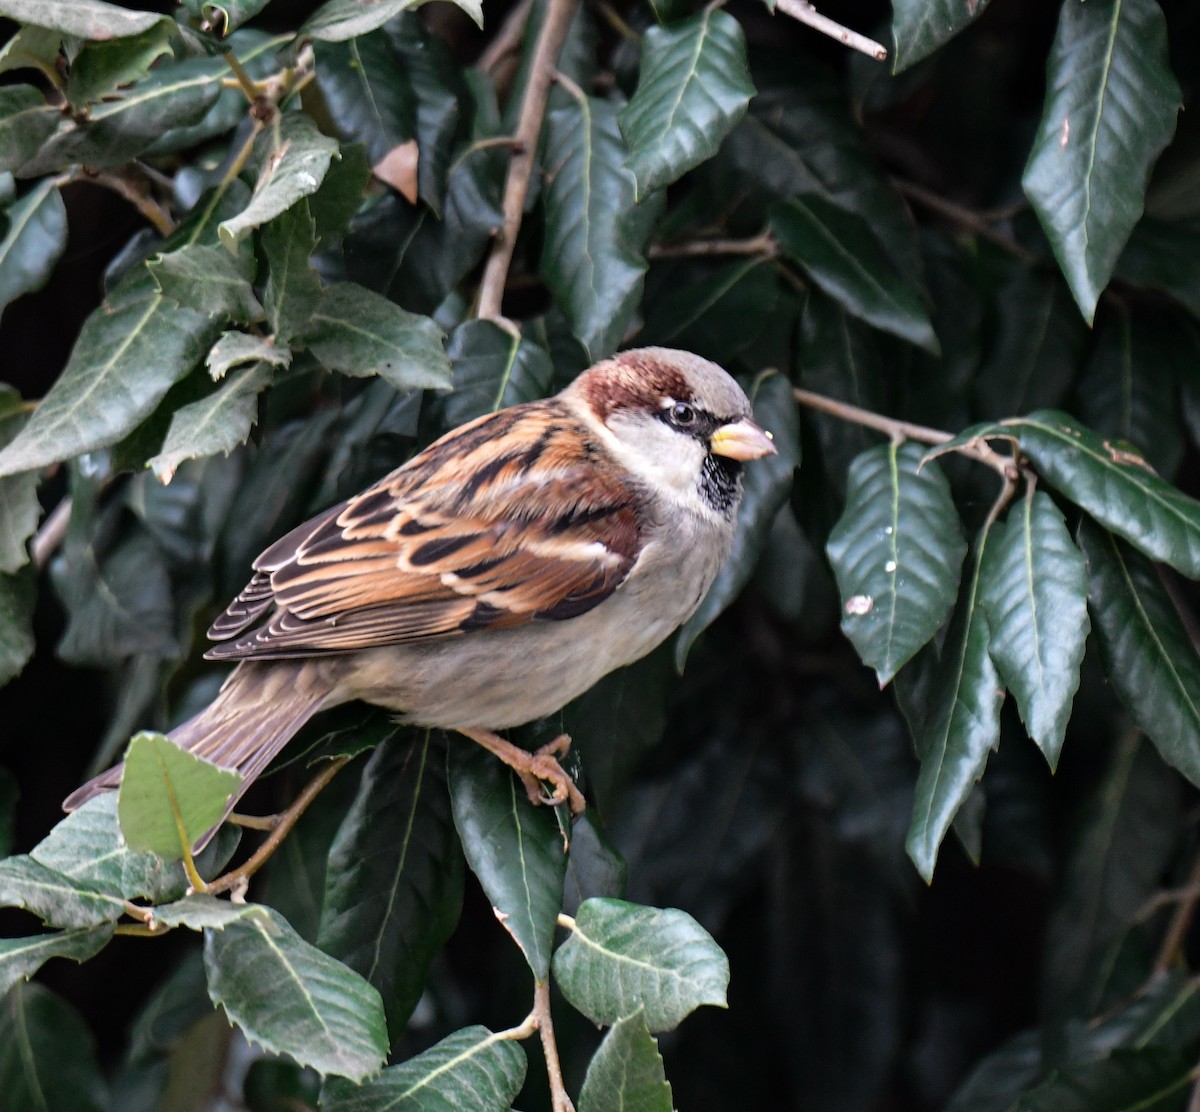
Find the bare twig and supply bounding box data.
[31,497,71,569]
[893,179,1038,264]
[1154,849,1200,974]
[649,231,778,259]
[62,166,176,236]
[534,979,574,1112]
[223,50,264,101]
[775,0,888,61]
[478,0,535,75]
[476,0,581,321]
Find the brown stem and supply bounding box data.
[31,497,71,569]
[775,0,887,60]
[1154,848,1200,974]
[223,50,264,101]
[478,0,535,75]
[205,757,350,896]
[534,978,575,1112]
[476,0,581,321]
[649,231,778,259]
[66,167,175,236]
[893,179,1038,265]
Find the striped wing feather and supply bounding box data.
[206,403,643,659]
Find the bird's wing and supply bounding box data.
[205,403,644,659]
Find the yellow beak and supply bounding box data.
[710,418,777,461]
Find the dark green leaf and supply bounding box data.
[0,0,165,39]
[320,1026,526,1112]
[219,115,340,248]
[0,854,126,927]
[578,1010,673,1112]
[309,141,371,246]
[998,410,1200,579]
[943,1030,1045,1112]
[1117,216,1200,319]
[299,0,482,42]
[207,332,291,379]
[771,195,938,352]
[0,392,40,574]
[148,243,264,324]
[564,811,627,917]
[0,983,107,1112]
[0,568,36,685]
[148,363,272,484]
[0,179,67,317]
[194,0,271,36]
[826,441,966,685]
[0,926,115,997]
[553,897,729,1032]
[906,537,1005,882]
[300,282,451,391]
[1078,520,1200,788]
[318,731,464,1039]
[66,24,174,106]
[0,26,62,80]
[540,92,661,360]
[980,491,1089,768]
[118,731,243,860]
[1013,1047,1194,1111]
[448,739,566,980]
[262,199,323,346]
[891,0,994,72]
[0,85,58,174]
[1022,0,1181,321]
[677,371,799,665]
[443,320,554,427]
[619,9,754,198]
[203,905,388,1081]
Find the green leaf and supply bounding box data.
[0,926,115,997]
[677,371,799,666]
[0,179,67,318]
[309,140,372,245]
[261,199,323,345]
[771,195,938,352]
[0,984,107,1112]
[0,393,41,574]
[997,410,1200,579]
[300,281,451,391]
[540,92,661,360]
[1022,0,1181,321]
[0,0,167,39]
[448,739,566,980]
[193,0,272,36]
[553,898,729,1032]
[1117,216,1200,320]
[443,319,554,427]
[942,1031,1046,1112]
[1077,520,1200,789]
[618,8,754,198]
[891,0,994,72]
[320,1026,526,1112]
[0,285,221,477]
[0,854,127,927]
[117,731,243,860]
[1014,1047,1194,1111]
[148,243,265,325]
[0,26,62,80]
[66,23,174,106]
[578,1010,673,1112]
[0,569,36,686]
[206,331,292,378]
[980,491,1089,768]
[219,115,340,249]
[906,535,1005,882]
[564,811,627,916]
[203,905,388,1081]
[148,362,273,484]
[318,732,464,1039]
[0,86,59,174]
[826,441,966,686]
[298,0,483,41]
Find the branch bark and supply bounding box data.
[775,0,888,61]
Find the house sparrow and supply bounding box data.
[64,347,777,822]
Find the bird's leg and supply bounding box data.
[457,728,586,815]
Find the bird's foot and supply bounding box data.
[458,728,586,815]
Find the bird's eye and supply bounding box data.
[669,402,697,427]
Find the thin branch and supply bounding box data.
[32,497,71,569]
[1155,848,1200,974]
[775,0,888,61]
[478,0,535,75]
[476,0,581,321]
[65,167,176,236]
[534,979,574,1112]
[649,231,778,259]
[556,912,577,930]
[205,757,350,896]
[223,50,264,101]
[893,178,1038,264]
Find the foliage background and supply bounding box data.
[4,0,1200,1109]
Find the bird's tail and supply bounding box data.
[62,661,337,817]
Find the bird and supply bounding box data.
[64,346,777,824]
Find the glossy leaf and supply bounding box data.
[443,320,554,427]
[553,898,729,1032]
[299,0,482,41]
[0,854,126,927]
[1014,1048,1194,1111]
[906,538,1004,882]
[0,0,165,37]
[1117,215,1200,319]
[448,740,566,980]
[261,198,323,345]
[0,179,66,317]
[891,0,994,72]
[299,282,451,391]
[1078,520,1200,788]
[997,410,1200,579]
[203,905,388,1081]
[540,92,660,360]
[619,9,754,198]
[771,195,938,352]
[193,0,271,35]
[0,85,58,174]
[1022,0,1181,321]
[0,926,115,997]
[980,491,1089,768]
[318,732,464,1039]
[206,331,292,379]
[0,984,107,1112]
[578,1010,672,1112]
[0,569,34,685]
[148,243,264,325]
[320,1026,526,1112]
[0,394,40,574]
[148,363,273,484]
[66,24,174,106]
[826,441,966,686]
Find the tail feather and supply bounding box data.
[62,661,336,819]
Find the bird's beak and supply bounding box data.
[710,418,777,461]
